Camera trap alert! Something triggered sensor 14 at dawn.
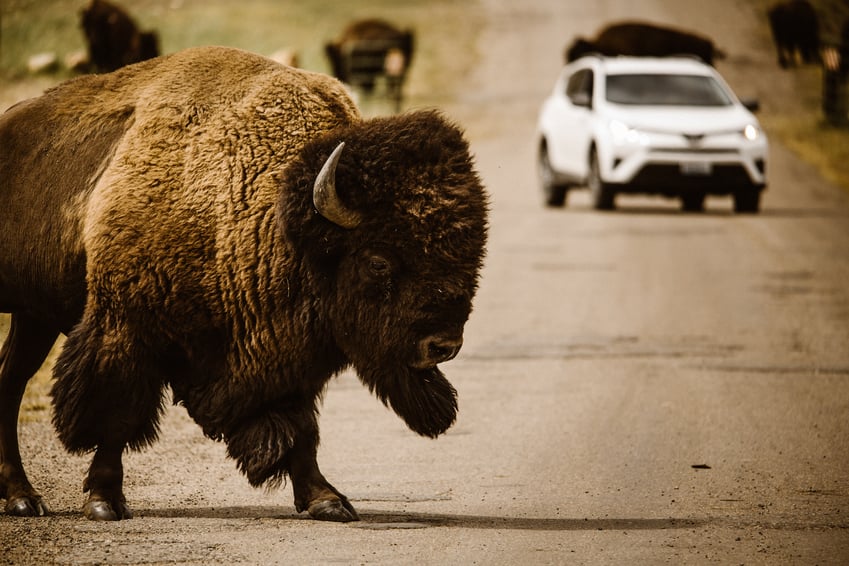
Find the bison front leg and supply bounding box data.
[287,425,359,523]
[51,312,166,520]
[82,444,132,520]
[225,407,358,522]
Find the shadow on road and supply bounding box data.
[134,505,702,531]
[553,204,849,218]
[356,511,703,531]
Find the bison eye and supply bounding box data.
[368,255,391,277]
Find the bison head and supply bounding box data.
[278,110,488,438]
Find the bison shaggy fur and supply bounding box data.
[0,46,488,522]
[566,21,725,65]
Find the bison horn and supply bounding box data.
[313,142,362,229]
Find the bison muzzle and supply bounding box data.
[0,46,488,522]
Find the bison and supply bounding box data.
[768,0,820,68]
[565,21,725,66]
[81,0,160,73]
[325,18,415,107]
[0,46,488,522]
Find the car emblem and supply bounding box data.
[684,133,705,144]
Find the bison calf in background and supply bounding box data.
[566,21,725,66]
[81,0,160,72]
[0,46,488,522]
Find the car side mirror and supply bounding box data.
[740,98,760,113]
[570,92,592,108]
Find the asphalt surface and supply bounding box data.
[3,0,849,564]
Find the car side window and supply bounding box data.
[566,69,593,108]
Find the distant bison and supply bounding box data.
[325,18,414,105]
[566,21,725,65]
[0,46,488,522]
[768,0,820,68]
[81,0,159,72]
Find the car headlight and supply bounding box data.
[609,119,649,146]
[742,124,761,141]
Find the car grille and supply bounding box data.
[626,163,756,192]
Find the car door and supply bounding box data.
[545,66,595,179]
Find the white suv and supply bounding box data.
[536,56,768,212]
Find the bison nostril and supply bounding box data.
[418,336,463,367]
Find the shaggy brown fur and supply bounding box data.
[0,46,488,522]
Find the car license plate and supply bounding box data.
[680,162,712,176]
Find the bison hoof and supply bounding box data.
[308,499,359,522]
[5,495,49,517]
[83,498,133,521]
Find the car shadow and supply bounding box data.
[560,204,849,219]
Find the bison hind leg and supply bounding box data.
[51,317,166,520]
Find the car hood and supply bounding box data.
[602,104,758,135]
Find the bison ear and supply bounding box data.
[313,142,362,229]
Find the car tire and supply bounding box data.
[588,148,615,210]
[733,189,761,213]
[538,144,568,207]
[681,191,706,212]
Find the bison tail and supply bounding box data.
[51,316,166,454]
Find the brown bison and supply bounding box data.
[768,0,820,68]
[81,0,160,72]
[566,21,725,66]
[325,18,414,103]
[0,46,488,522]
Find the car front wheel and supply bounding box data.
[588,149,615,210]
[538,144,568,207]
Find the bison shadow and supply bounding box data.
[134,505,701,531]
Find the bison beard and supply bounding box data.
[361,366,458,438]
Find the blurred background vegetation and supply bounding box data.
[0,0,485,112]
[1,0,846,181]
[750,0,849,189]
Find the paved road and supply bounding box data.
[4,0,849,564]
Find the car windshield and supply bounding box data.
[605,73,733,107]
